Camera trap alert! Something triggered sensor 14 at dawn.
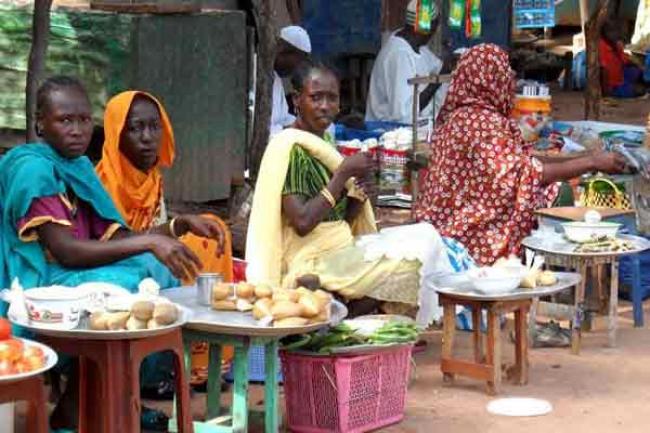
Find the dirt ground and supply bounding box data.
[132,299,650,433]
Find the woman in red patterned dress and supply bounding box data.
[414,44,627,266]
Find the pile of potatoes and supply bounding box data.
[211,282,332,327]
[89,300,179,331]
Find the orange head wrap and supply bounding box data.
[96,91,175,231]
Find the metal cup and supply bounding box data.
[196,273,223,306]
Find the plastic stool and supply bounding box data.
[41,328,193,433]
[0,375,48,433]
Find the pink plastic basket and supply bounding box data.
[280,345,412,433]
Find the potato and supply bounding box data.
[537,270,557,286]
[126,315,148,331]
[254,283,273,299]
[520,270,539,289]
[272,289,299,303]
[296,287,312,298]
[131,300,155,321]
[105,312,131,330]
[235,282,255,299]
[313,289,332,302]
[274,317,309,327]
[253,298,273,320]
[236,298,254,312]
[147,318,161,329]
[308,310,330,324]
[212,300,237,311]
[89,312,107,331]
[212,283,232,301]
[270,301,303,320]
[153,303,178,325]
[298,294,320,318]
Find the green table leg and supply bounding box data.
[264,340,280,433]
[231,340,250,433]
[206,343,223,420]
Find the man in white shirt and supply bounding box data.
[366,0,443,124]
[271,26,311,136]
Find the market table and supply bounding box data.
[10,312,194,433]
[522,234,650,354]
[535,206,646,326]
[436,272,581,395]
[165,287,346,433]
[0,339,57,433]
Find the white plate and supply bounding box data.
[487,397,552,417]
[0,338,58,384]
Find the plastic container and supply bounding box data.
[281,345,412,433]
[512,95,552,143]
[224,345,282,383]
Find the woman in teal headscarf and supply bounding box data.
[0,76,221,430]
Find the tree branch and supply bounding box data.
[26,0,53,142]
[249,0,277,181]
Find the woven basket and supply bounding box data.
[580,177,632,210]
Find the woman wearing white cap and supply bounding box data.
[366,0,444,124]
[271,25,312,136]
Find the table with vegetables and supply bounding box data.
[523,226,650,354]
[5,279,194,433]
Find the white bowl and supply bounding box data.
[24,286,89,330]
[561,222,621,243]
[468,268,522,294]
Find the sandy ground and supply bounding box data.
[130,299,650,433]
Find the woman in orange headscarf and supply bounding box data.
[97,91,233,281]
[97,91,234,387]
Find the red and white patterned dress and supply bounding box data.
[414,44,556,266]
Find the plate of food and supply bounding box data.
[0,319,58,384]
[10,295,190,340]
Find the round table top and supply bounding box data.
[522,234,650,258]
[165,287,346,338]
[435,272,581,302]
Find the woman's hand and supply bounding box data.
[174,215,226,257]
[591,151,628,174]
[147,235,202,281]
[338,152,376,179]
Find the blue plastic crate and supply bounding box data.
[223,345,283,383]
[335,120,406,142]
[619,249,650,301]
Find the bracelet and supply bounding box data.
[320,188,336,208]
[169,217,180,238]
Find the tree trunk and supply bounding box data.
[584,0,611,120]
[25,0,53,141]
[249,0,277,181]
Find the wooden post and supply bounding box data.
[584,0,611,120]
[249,0,277,181]
[25,0,53,142]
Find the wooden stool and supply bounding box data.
[41,328,193,433]
[0,375,48,433]
[439,295,530,395]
